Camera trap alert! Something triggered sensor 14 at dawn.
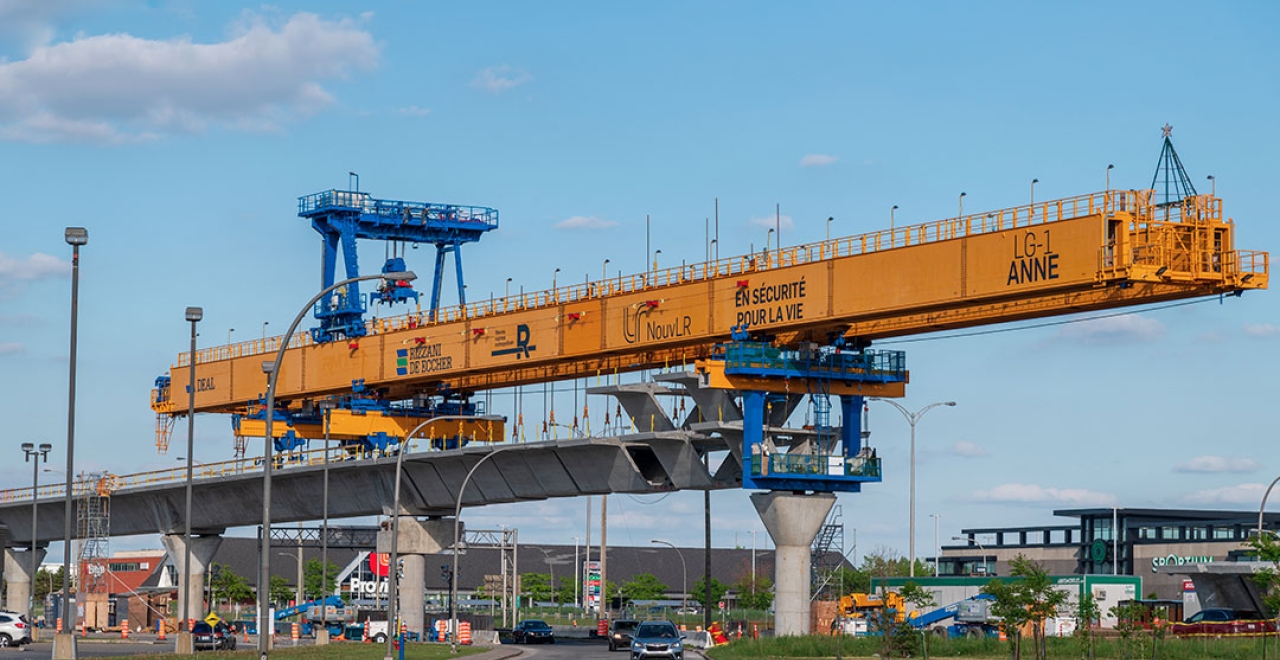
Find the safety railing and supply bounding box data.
[723,342,907,380]
[297,190,499,228]
[179,190,1181,368]
[750,453,882,479]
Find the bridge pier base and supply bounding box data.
[4,547,46,618]
[161,533,223,652]
[752,491,835,636]
[377,517,455,638]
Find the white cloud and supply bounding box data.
[1050,314,1164,346]
[1181,483,1264,506]
[1175,456,1258,474]
[0,342,24,355]
[1244,323,1280,338]
[748,214,796,231]
[800,153,838,167]
[396,105,430,117]
[0,252,67,283]
[554,215,618,230]
[470,65,531,94]
[949,441,987,458]
[967,483,1116,506]
[0,12,379,144]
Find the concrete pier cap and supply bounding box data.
[752,491,836,636]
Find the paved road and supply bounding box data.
[501,637,702,660]
[3,642,171,658]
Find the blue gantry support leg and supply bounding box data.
[429,245,448,321]
[453,245,467,307]
[841,395,864,460]
[741,390,767,490]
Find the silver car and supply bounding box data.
[0,611,32,646]
[630,620,683,660]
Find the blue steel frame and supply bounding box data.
[720,341,908,493]
[298,189,499,342]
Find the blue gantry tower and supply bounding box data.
[297,188,499,342]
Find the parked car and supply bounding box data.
[1171,608,1276,637]
[512,619,555,644]
[0,611,32,646]
[630,620,684,660]
[609,619,640,651]
[192,621,237,651]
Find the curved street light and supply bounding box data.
[450,444,523,653]
[258,270,415,660]
[872,399,956,577]
[383,413,503,659]
[651,540,687,614]
[951,535,989,576]
[1257,475,1280,539]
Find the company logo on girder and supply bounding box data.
[396,342,452,376]
[491,324,537,359]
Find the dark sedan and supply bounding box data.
[512,619,555,644]
[193,621,237,651]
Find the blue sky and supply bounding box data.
[1,1,1278,568]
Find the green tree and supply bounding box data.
[520,572,553,603]
[268,575,294,606]
[900,581,938,658]
[1246,531,1280,659]
[34,567,64,601]
[1075,590,1100,660]
[554,576,577,606]
[1013,557,1067,660]
[1109,600,1149,660]
[621,573,667,602]
[209,564,253,608]
[732,573,774,611]
[690,576,727,611]
[303,558,340,601]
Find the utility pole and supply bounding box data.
[599,495,608,622]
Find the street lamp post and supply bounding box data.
[450,444,521,654]
[1207,174,1215,196]
[952,536,989,575]
[958,192,967,219]
[1257,475,1280,538]
[317,399,337,645]
[21,442,51,620]
[58,226,87,660]
[1106,164,1114,191]
[1031,178,1039,207]
[380,414,503,659]
[258,270,415,660]
[179,306,202,654]
[538,549,557,607]
[872,399,957,577]
[891,205,899,233]
[651,540,687,614]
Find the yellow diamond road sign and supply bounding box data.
[204,613,221,626]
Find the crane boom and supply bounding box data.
[153,189,1266,420]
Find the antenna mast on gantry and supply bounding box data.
[1150,123,1198,206]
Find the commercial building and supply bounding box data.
[938,507,1280,601]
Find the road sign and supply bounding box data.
[204,613,221,626]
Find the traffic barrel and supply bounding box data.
[121,621,129,639]
[291,623,300,641]
[157,620,166,641]
[55,618,62,633]
[458,621,472,645]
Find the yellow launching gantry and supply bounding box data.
[152,150,1267,458]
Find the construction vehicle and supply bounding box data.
[151,131,1268,496]
[837,591,912,635]
[273,596,347,637]
[907,595,1000,638]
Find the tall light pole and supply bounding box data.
[1031,178,1039,207]
[652,250,662,276]
[450,444,521,654]
[602,259,610,283]
[538,549,556,607]
[21,443,51,620]
[891,205,898,232]
[552,268,561,295]
[228,328,235,345]
[873,399,957,577]
[1106,164,1114,191]
[1259,475,1280,539]
[59,226,87,660]
[261,321,269,340]
[958,192,967,219]
[651,540,687,614]
[382,414,503,659]
[179,306,202,654]
[826,217,834,244]
[317,398,336,645]
[258,270,415,660]
[1207,174,1215,196]
[952,536,988,575]
[929,514,941,577]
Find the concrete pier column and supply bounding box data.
[4,548,46,617]
[752,491,836,636]
[377,517,456,637]
[400,555,426,635]
[161,533,223,652]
